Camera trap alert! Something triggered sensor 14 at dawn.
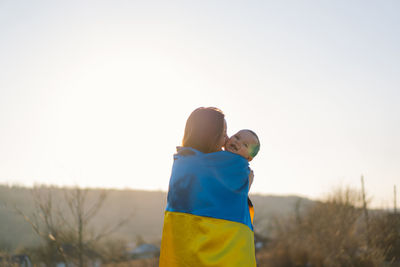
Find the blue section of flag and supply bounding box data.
[166,147,253,230]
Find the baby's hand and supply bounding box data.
[249,169,254,190]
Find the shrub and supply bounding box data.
[257,188,386,267]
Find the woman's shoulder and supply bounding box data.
[173,147,248,167]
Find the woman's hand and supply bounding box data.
[249,169,254,191]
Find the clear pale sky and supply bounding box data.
[1,1,399,208]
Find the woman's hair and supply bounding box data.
[182,107,225,153]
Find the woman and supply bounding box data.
[159,107,256,267]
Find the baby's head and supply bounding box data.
[225,129,260,161]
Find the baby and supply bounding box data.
[225,129,260,224]
[225,129,260,189]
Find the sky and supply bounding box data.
[1,0,399,208]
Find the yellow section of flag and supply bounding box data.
[159,211,256,267]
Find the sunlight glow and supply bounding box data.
[1,1,399,208]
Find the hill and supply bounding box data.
[0,185,315,251]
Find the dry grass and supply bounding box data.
[255,187,400,267]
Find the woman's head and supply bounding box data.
[182,107,227,153]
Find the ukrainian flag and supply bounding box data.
[160,147,256,267]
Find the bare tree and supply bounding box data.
[14,187,68,265]
[14,186,131,267]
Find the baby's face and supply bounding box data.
[225,130,258,161]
